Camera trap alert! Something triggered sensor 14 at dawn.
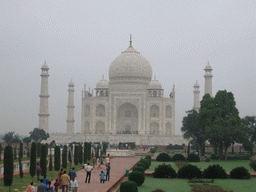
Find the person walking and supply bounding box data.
[84,163,93,183]
[92,156,96,168]
[53,179,60,192]
[58,169,64,188]
[106,163,111,181]
[60,171,70,192]
[99,171,106,183]
[26,182,35,192]
[36,163,43,181]
[70,176,78,192]
[70,167,77,181]
[37,179,46,192]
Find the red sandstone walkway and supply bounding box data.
[75,157,140,192]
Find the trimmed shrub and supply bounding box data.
[202,164,227,179]
[74,145,79,165]
[4,145,13,186]
[156,153,171,162]
[230,167,250,179]
[153,164,177,178]
[177,164,201,179]
[150,147,157,153]
[133,166,145,173]
[128,171,145,186]
[187,154,200,162]
[36,142,41,157]
[205,155,211,162]
[14,147,17,160]
[40,144,47,175]
[137,163,146,170]
[120,181,138,192]
[140,159,150,169]
[227,155,252,160]
[62,145,67,168]
[145,155,151,160]
[84,142,88,163]
[171,154,185,161]
[249,155,256,172]
[49,152,53,171]
[30,142,36,178]
[54,146,60,171]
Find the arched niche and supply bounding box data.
[117,102,138,134]
[85,105,90,117]
[166,122,172,135]
[150,122,159,135]
[150,105,159,117]
[96,104,105,117]
[95,121,105,134]
[166,105,172,118]
[84,121,90,134]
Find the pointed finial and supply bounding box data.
[44,60,46,65]
[130,34,132,47]
[102,74,104,79]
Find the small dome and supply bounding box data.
[69,80,74,86]
[109,45,152,82]
[96,75,109,89]
[147,76,162,89]
[41,61,49,69]
[194,80,199,87]
[205,62,212,70]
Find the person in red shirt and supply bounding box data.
[58,169,64,188]
[54,179,60,191]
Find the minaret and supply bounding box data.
[204,62,213,96]
[39,61,50,133]
[66,80,75,134]
[193,81,200,112]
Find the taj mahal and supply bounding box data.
[40,36,213,145]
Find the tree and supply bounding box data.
[40,144,47,175]
[181,109,206,156]
[3,131,15,144]
[79,144,83,164]
[14,147,17,160]
[74,145,79,165]
[200,91,242,160]
[30,142,36,180]
[19,142,23,159]
[36,142,41,157]
[27,147,30,158]
[49,149,53,171]
[84,142,88,163]
[241,116,256,155]
[68,148,72,164]
[54,146,60,171]
[62,145,67,169]
[23,137,31,147]
[29,128,49,143]
[19,144,23,179]
[0,143,2,161]
[4,145,13,190]
[49,140,56,148]
[88,143,91,160]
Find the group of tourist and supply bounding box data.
[84,153,111,184]
[26,154,111,191]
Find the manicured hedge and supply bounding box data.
[177,164,201,179]
[153,164,177,178]
[230,167,250,179]
[202,164,227,179]
[133,166,145,173]
[128,171,145,186]
[120,181,138,192]
[171,154,185,161]
[156,153,171,162]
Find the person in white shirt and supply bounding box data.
[85,163,93,183]
[70,176,78,192]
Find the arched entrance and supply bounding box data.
[117,102,138,134]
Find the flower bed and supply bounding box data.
[190,183,233,192]
[174,161,189,169]
[188,179,214,183]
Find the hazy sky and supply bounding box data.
[1,0,255,136]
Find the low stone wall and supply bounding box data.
[106,149,135,157]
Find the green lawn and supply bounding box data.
[149,160,253,172]
[138,177,256,192]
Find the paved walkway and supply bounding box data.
[72,157,140,192]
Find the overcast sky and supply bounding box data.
[1,0,255,136]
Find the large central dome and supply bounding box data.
[109,45,152,83]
